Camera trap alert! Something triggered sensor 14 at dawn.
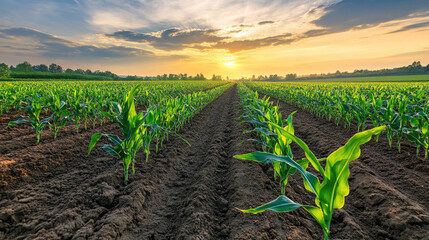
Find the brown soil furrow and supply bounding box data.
[0,120,113,156]
[123,84,237,239]
[122,85,321,240]
[266,96,429,240]
[0,121,117,189]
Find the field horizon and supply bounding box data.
[1,1,429,239]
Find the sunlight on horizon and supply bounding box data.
[1,0,429,78]
[224,61,235,67]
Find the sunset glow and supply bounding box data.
[1,0,429,78]
[224,61,235,67]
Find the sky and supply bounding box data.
[1,0,429,78]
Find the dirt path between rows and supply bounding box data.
[121,85,323,239]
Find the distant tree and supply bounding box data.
[411,61,421,68]
[168,73,178,80]
[39,64,48,72]
[197,73,206,80]
[65,68,74,74]
[15,61,33,72]
[49,63,63,73]
[9,65,15,71]
[285,73,297,80]
[0,63,10,78]
[268,74,281,81]
[75,68,85,74]
[32,64,49,72]
[85,69,92,75]
[211,74,222,81]
[425,64,429,72]
[125,75,143,80]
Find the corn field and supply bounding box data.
[0,80,428,239]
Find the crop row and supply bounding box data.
[245,82,429,159]
[88,83,232,184]
[235,83,385,239]
[88,84,231,184]
[4,79,231,183]
[0,81,225,115]
[2,81,226,142]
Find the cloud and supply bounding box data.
[106,28,227,51]
[3,0,429,60]
[307,0,429,37]
[258,21,274,25]
[0,27,153,59]
[107,28,297,53]
[84,0,332,35]
[211,33,295,52]
[388,21,429,34]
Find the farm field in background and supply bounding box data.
[0,80,428,239]
[289,74,429,82]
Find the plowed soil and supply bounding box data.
[0,84,428,240]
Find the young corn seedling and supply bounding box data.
[9,92,51,144]
[238,84,307,195]
[245,109,299,195]
[405,111,429,159]
[48,91,72,139]
[235,124,386,240]
[69,89,88,133]
[88,86,158,184]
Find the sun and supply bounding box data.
[224,61,235,67]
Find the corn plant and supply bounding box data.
[235,125,386,240]
[405,111,429,158]
[8,92,51,144]
[69,89,89,133]
[48,91,72,139]
[238,84,304,194]
[88,86,158,184]
[245,82,429,156]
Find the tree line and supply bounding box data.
[242,61,429,81]
[125,73,210,81]
[0,61,223,81]
[5,61,120,80]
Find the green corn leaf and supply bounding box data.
[111,102,122,114]
[241,195,328,233]
[234,151,320,195]
[134,107,153,130]
[103,134,122,146]
[88,133,102,154]
[102,144,121,158]
[319,125,386,212]
[253,127,278,136]
[247,119,269,128]
[241,195,301,214]
[268,122,325,176]
[8,118,31,126]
